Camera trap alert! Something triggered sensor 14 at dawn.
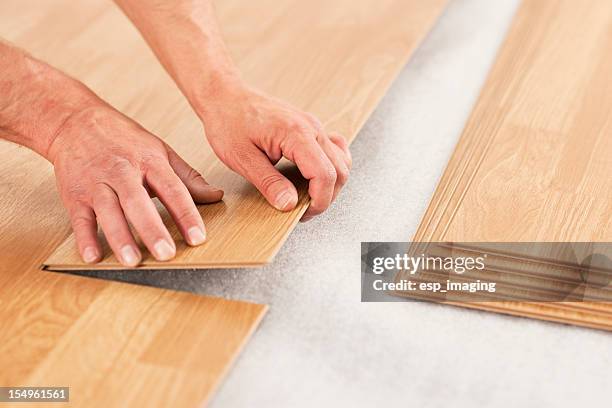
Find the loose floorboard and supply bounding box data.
[39,0,449,270]
[404,0,612,330]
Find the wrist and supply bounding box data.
[45,103,106,164]
[42,88,102,163]
[190,69,247,121]
[0,49,102,161]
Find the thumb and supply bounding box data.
[166,147,224,203]
[231,145,298,211]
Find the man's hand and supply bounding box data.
[0,41,222,266]
[114,0,351,220]
[48,105,223,266]
[200,86,351,220]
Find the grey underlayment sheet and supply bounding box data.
[64,0,610,407]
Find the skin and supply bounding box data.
[114,0,351,219]
[0,41,222,266]
[0,0,350,266]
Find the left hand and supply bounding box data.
[199,86,351,221]
[48,104,223,266]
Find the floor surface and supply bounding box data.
[69,0,611,406]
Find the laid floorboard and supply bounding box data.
[1,277,267,407]
[0,2,267,404]
[39,0,449,270]
[404,0,612,330]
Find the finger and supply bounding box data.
[231,144,299,211]
[111,175,176,262]
[69,203,101,263]
[328,132,352,169]
[146,164,207,246]
[300,135,348,222]
[304,112,324,133]
[285,136,336,218]
[166,147,224,203]
[318,133,350,202]
[92,184,141,267]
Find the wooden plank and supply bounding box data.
[397,243,612,302]
[1,277,267,407]
[0,2,267,403]
[405,0,612,330]
[38,0,449,270]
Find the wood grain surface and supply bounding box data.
[40,0,449,270]
[0,141,267,407]
[0,149,267,407]
[0,1,268,405]
[406,0,612,330]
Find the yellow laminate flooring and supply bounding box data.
[408,0,612,330]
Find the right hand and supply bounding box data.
[200,85,352,221]
[47,105,223,266]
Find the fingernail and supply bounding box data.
[274,190,296,211]
[153,239,175,261]
[120,245,140,266]
[82,247,99,263]
[187,226,206,245]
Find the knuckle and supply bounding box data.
[152,173,184,198]
[71,213,92,229]
[186,167,204,182]
[63,186,89,206]
[174,206,197,224]
[104,160,140,185]
[284,119,313,137]
[314,132,326,144]
[336,166,350,185]
[330,132,346,143]
[346,154,353,170]
[284,119,302,132]
[259,173,286,196]
[92,190,115,209]
[155,177,175,193]
[164,183,186,200]
[119,185,148,206]
[107,158,135,175]
[320,166,337,185]
[121,193,144,210]
[141,150,166,166]
[64,183,86,198]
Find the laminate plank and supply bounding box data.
[397,243,612,302]
[38,0,449,270]
[415,0,612,243]
[405,0,612,330]
[16,283,267,407]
